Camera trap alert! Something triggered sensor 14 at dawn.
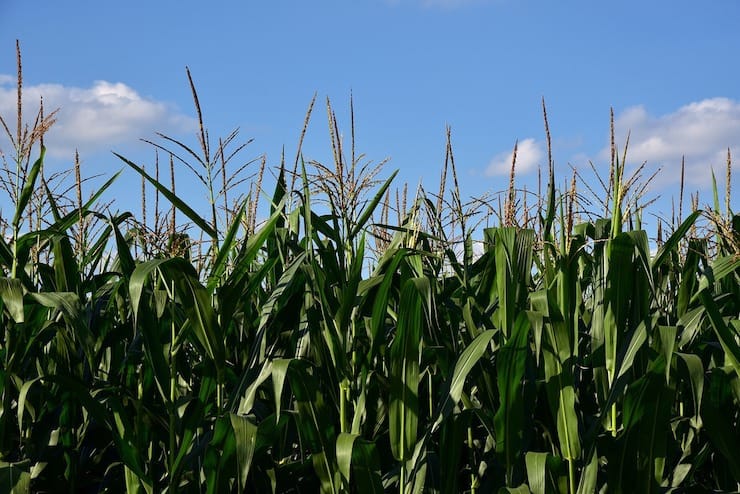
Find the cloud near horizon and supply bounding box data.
[485,137,544,177]
[0,76,196,160]
[603,98,740,188]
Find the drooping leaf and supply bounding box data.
[115,152,217,239]
[230,412,259,493]
[433,329,495,432]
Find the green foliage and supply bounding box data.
[1,73,738,493]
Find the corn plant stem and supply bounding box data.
[427,372,433,420]
[340,381,348,434]
[400,406,407,494]
[216,298,224,415]
[347,315,357,435]
[5,157,21,453]
[217,379,223,415]
[611,403,617,437]
[11,147,22,279]
[468,426,476,494]
[568,458,576,494]
[169,279,177,488]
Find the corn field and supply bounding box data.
[1,47,739,493]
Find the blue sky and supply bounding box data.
[1,0,738,231]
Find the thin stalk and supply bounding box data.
[340,379,348,434]
[468,425,476,494]
[399,397,407,494]
[726,148,732,219]
[428,371,433,420]
[568,458,576,494]
[10,43,22,278]
[611,403,617,437]
[168,278,177,488]
[399,461,406,494]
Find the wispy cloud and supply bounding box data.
[485,138,543,176]
[0,76,196,159]
[602,98,740,188]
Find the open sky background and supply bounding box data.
[1,0,738,232]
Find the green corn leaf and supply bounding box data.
[699,289,740,378]
[702,369,740,481]
[0,461,30,494]
[129,258,170,324]
[170,397,209,482]
[232,201,284,273]
[203,416,237,493]
[11,170,119,281]
[336,432,357,486]
[110,214,137,279]
[439,411,472,493]
[28,292,94,362]
[249,252,306,366]
[11,148,44,230]
[311,451,337,494]
[494,313,531,483]
[180,269,225,370]
[43,374,149,483]
[367,248,408,360]
[206,200,247,292]
[494,227,515,337]
[433,329,495,432]
[616,320,648,381]
[614,362,675,493]
[16,378,40,439]
[235,360,273,415]
[651,210,702,274]
[130,257,225,369]
[676,238,703,318]
[270,158,287,215]
[230,412,258,493]
[349,439,384,494]
[115,152,217,239]
[287,360,336,494]
[576,447,599,494]
[0,277,24,322]
[524,452,550,494]
[675,352,704,429]
[711,253,740,284]
[271,358,291,423]
[494,227,534,339]
[677,305,704,350]
[542,337,580,461]
[604,233,635,387]
[389,278,424,462]
[532,289,581,462]
[658,325,677,384]
[349,170,398,239]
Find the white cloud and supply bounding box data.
[0,76,196,159]
[485,137,543,176]
[603,98,740,188]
